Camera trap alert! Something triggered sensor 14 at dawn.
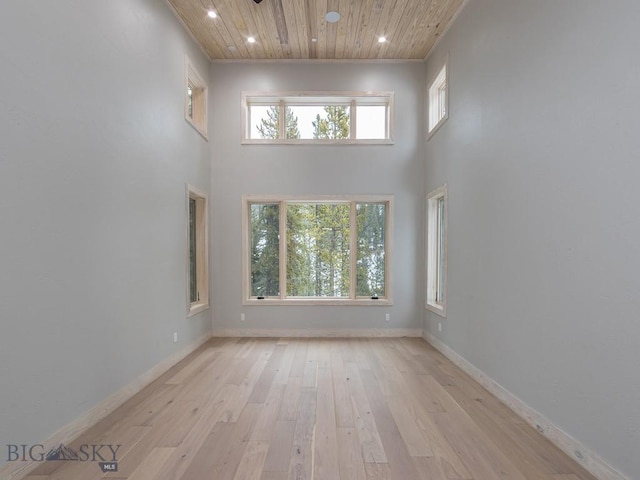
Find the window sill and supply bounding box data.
[243,298,393,306]
[426,302,446,318]
[241,139,394,146]
[186,117,208,140]
[188,302,210,317]
[427,115,448,141]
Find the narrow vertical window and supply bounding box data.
[187,186,209,316]
[428,62,449,138]
[185,55,208,140]
[189,197,197,303]
[426,185,447,316]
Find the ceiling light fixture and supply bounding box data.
[311,37,318,43]
[378,36,387,43]
[247,36,256,44]
[207,10,217,18]
[325,11,341,23]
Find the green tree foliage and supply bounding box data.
[312,106,350,139]
[287,204,350,297]
[250,204,280,297]
[251,202,386,299]
[356,204,386,297]
[257,106,300,139]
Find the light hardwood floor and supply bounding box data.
[26,338,598,480]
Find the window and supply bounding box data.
[242,92,394,144]
[187,185,209,316]
[242,195,393,305]
[428,62,448,138]
[185,55,208,139]
[426,185,447,316]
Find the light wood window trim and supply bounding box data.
[426,184,447,316]
[187,185,209,317]
[427,58,449,140]
[242,194,393,306]
[241,91,394,145]
[185,55,208,140]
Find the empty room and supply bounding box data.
[1,0,638,479]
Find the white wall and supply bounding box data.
[0,0,211,455]
[424,0,640,478]
[209,62,425,332]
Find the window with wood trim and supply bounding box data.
[187,185,209,316]
[243,195,393,305]
[185,55,208,140]
[428,62,448,138]
[426,185,447,316]
[242,92,394,144]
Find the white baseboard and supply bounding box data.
[0,331,212,480]
[213,328,423,338]
[422,330,629,480]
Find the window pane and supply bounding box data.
[288,105,350,140]
[356,105,387,139]
[187,83,194,119]
[250,203,280,297]
[287,203,350,297]
[356,203,386,297]
[436,197,445,303]
[250,105,280,139]
[189,198,197,303]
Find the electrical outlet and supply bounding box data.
[385,313,391,322]
[240,313,245,321]
[438,322,442,332]
[173,331,178,343]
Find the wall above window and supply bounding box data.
[241,92,394,145]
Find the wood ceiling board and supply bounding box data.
[166,0,466,60]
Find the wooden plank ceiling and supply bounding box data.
[166,0,465,60]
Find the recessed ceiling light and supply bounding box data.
[325,11,341,23]
[247,36,256,44]
[311,37,318,43]
[228,45,236,51]
[207,10,217,18]
[378,36,387,43]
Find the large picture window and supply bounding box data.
[243,195,393,305]
[242,92,394,144]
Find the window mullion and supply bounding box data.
[279,201,287,300]
[350,99,357,140]
[350,201,357,299]
[278,100,286,140]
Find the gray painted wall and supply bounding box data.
[209,63,425,332]
[0,0,211,454]
[424,0,640,477]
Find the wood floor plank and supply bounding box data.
[277,375,303,421]
[331,349,355,427]
[313,367,340,480]
[287,389,317,480]
[359,369,422,480]
[28,338,602,480]
[337,427,367,480]
[251,383,286,441]
[262,420,296,473]
[127,447,175,480]
[364,462,393,480]
[345,362,388,463]
[232,441,270,480]
[386,395,433,457]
